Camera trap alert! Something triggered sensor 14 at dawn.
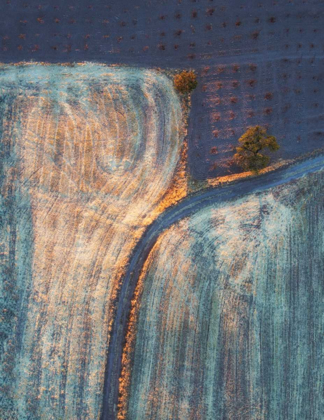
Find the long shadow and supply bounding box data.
[101,154,324,420]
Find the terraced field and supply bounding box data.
[127,163,324,420]
[0,64,184,420]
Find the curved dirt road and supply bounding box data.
[101,154,324,420]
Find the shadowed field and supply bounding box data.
[0,0,323,180]
[0,64,183,420]
[127,165,324,420]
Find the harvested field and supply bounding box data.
[0,64,184,420]
[0,0,323,179]
[127,164,324,420]
[0,0,323,417]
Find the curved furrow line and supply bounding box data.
[0,64,183,420]
[102,154,324,420]
[126,165,324,420]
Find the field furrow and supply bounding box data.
[0,64,184,420]
[127,166,324,420]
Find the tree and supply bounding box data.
[233,126,280,172]
[174,70,197,94]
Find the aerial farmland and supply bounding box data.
[0,1,323,420]
[0,64,185,419]
[126,164,324,419]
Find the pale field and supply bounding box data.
[128,166,324,420]
[0,64,184,420]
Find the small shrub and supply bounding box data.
[233,125,280,172]
[174,70,198,93]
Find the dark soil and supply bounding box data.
[1,0,323,179]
